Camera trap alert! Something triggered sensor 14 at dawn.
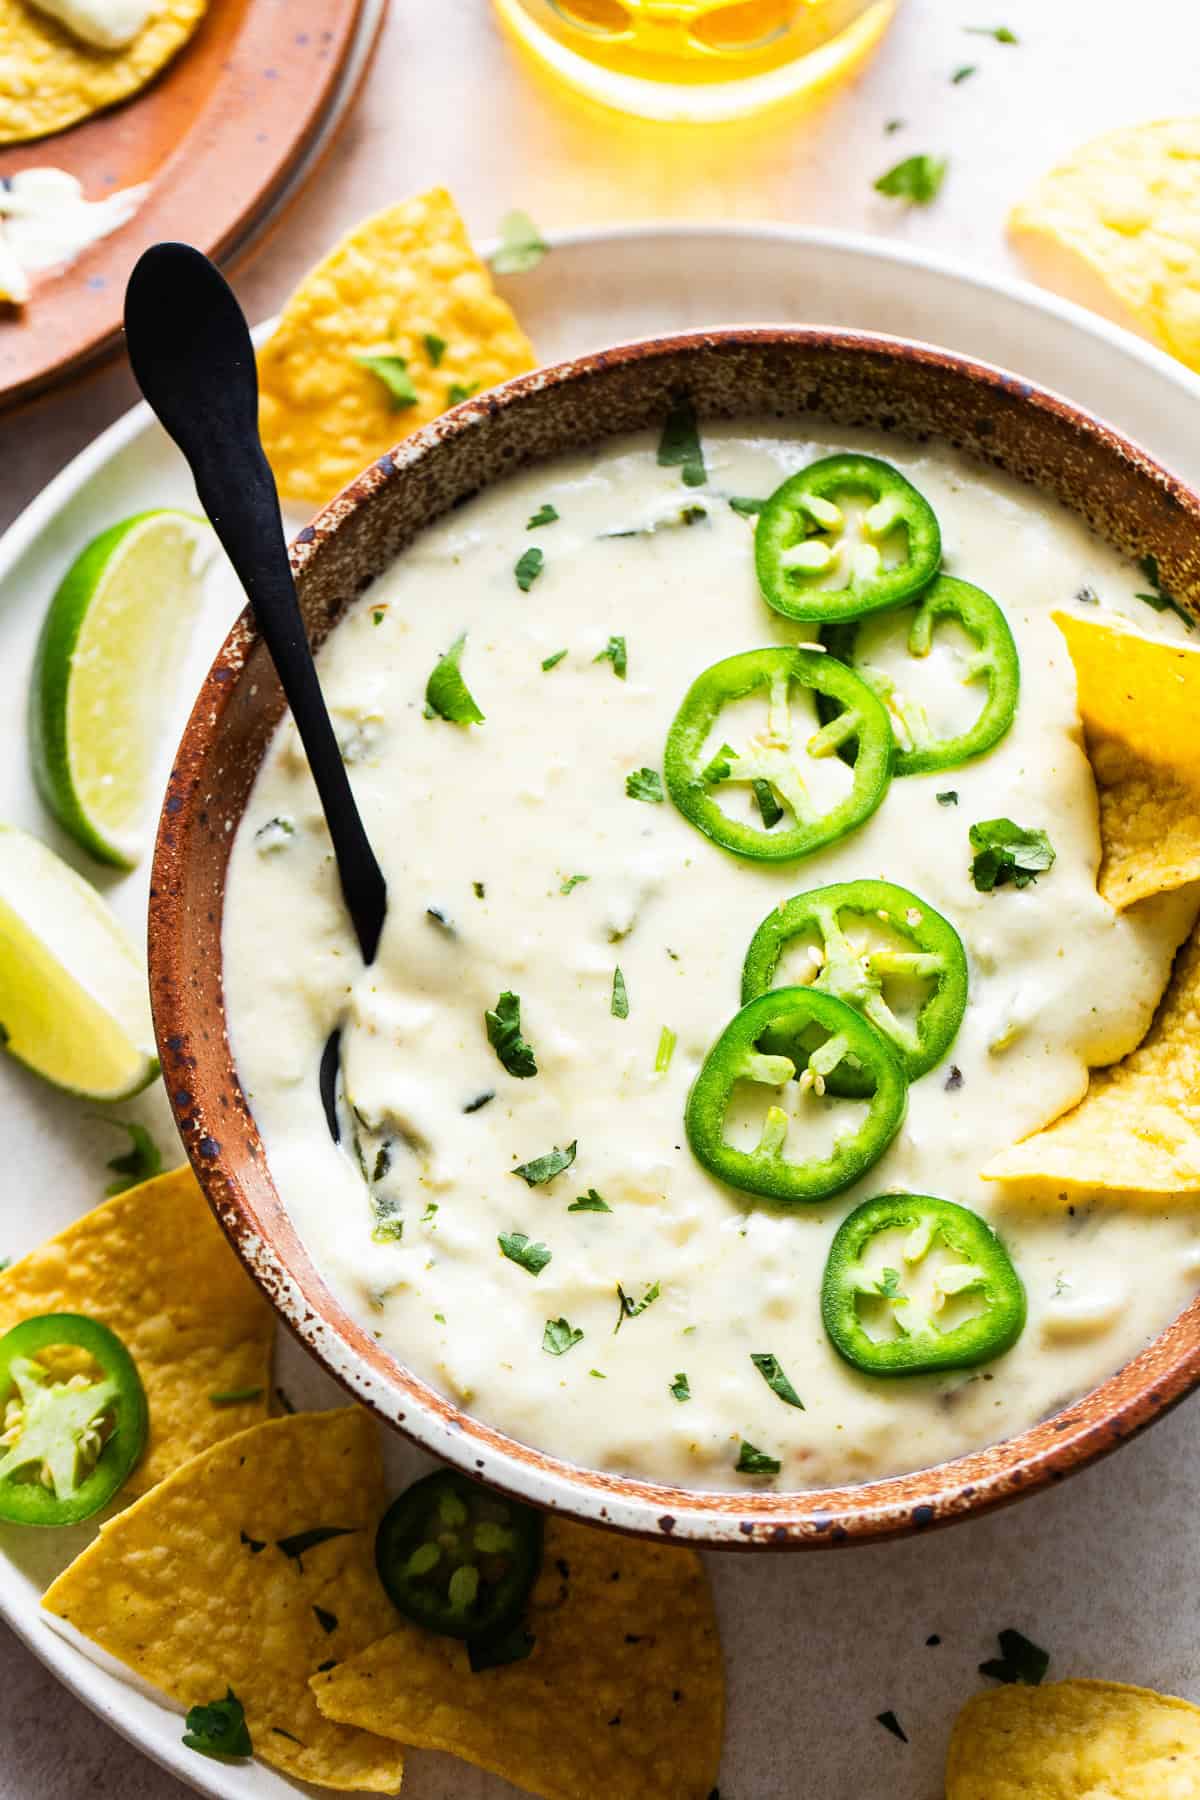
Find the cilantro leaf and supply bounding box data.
[514,546,544,592]
[611,966,629,1019]
[874,154,948,205]
[354,352,419,409]
[750,1352,805,1410]
[498,1231,552,1276]
[735,1440,781,1476]
[275,1526,357,1569]
[448,380,480,404]
[979,1628,1050,1686]
[512,1140,577,1186]
[626,766,664,803]
[425,632,485,725]
[560,873,589,894]
[423,332,446,366]
[468,1624,536,1671]
[670,1371,691,1402]
[728,496,765,516]
[969,818,1055,891]
[485,991,538,1079]
[965,23,1018,40]
[182,1688,252,1760]
[952,63,976,81]
[527,504,559,529]
[97,1116,163,1195]
[936,790,958,806]
[876,1710,908,1742]
[542,649,567,671]
[491,209,549,275]
[464,1090,495,1113]
[657,396,706,487]
[543,1316,583,1355]
[569,1189,611,1213]
[614,1279,660,1331]
[1135,553,1195,630]
[594,634,628,679]
[752,777,783,828]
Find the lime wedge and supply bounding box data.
[0,826,158,1100]
[29,509,213,869]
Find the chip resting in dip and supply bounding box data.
[222,408,1200,1495]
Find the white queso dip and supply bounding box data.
[223,421,1200,1493]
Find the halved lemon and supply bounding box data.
[28,509,213,868]
[0,825,158,1100]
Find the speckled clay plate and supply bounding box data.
[3,226,1200,1799]
[0,0,374,411]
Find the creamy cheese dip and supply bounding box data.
[223,422,1200,1492]
[0,169,146,306]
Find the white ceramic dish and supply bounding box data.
[3,224,1200,1799]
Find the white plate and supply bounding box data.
[4,224,1200,1800]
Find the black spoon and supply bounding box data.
[123,241,387,965]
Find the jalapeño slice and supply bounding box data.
[664,647,893,864]
[821,1193,1026,1376]
[685,988,907,1205]
[741,879,968,1092]
[819,575,1020,775]
[0,1313,147,1526]
[755,453,941,624]
[375,1469,543,1643]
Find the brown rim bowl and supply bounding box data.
[149,326,1200,1549]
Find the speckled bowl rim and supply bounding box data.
[150,325,1200,1549]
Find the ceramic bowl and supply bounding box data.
[149,327,1200,1548]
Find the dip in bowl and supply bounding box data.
[150,329,1200,1546]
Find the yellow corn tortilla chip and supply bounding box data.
[1054,611,1200,908]
[0,1166,272,1495]
[311,1513,723,1800]
[42,1409,404,1794]
[0,0,207,146]
[258,187,537,508]
[946,1679,1200,1799]
[1009,119,1200,373]
[983,923,1200,1194]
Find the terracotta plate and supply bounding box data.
[0,0,364,411]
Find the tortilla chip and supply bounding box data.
[1055,610,1200,908]
[258,187,537,508]
[1009,119,1200,373]
[983,923,1200,1194]
[42,1409,404,1794]
[311,1514,723,1800]
[0,0,207,146]
[0,1166,272,1495]
[946,1679,1200,1799]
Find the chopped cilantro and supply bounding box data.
[611,966,629,1019]
[434,1311,446,1324]
[669,1371,691,1402]
[97,1116,163,1195]
[750,1352,805,1410]
[728,496,765,517]
[654,1026,677,1075]
[875,154,948,205]
[423,332,446,366]
[752,777,783,828]
[498,1231,553,1276]
[464,1089,496,1112]
[468,1624,536,1671]
[876,1710,908,1742]
[473,880,486,898]
[372,608,386,625]
[514,546,544,592]
[951,63,976,81]
[589,1368,606,1378]
[354,352,419,409]
[965,23,1018,40]
[594,634,628,678]
[275,1526,356,1570]
[543,1316,583,1355]
[421,1202,438,1223]
[657,396,706,488]
[560,873,589,894]
[485,991,537,1079]
[491,209,549,275]
[313,1605,338,1635]
[936,790,958,806]
[209,1386,264,1406]
[425,632,485,725]
[735,1440,781,1476]
[615,1279,660,1331]
[1135,553,1195,630]
[969,818,1055,891]
[569,1189,611,1213]
[527,503,559,529]
[979,1628,1050,1686]
[885,117,904,132]
[512,1140,577,1186]
[448,380,480,404]
[542,649,568,671]
[182,1689,252,1760]
[626,766,664,803]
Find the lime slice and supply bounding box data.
[0,826,158,1100]
[29,509,213,869]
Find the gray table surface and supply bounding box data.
[5,0,1200,1794]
